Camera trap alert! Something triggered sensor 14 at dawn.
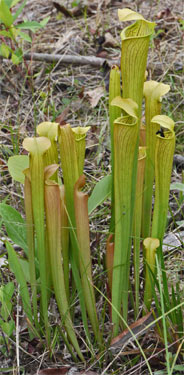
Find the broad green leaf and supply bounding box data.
[12,0,27,22]
[16,20,44,31]
[0,0,13,26]
[0,320,15,337]
[8,155,29,183]
[0,282,14,321]
[4,0,13,7]
[19,258,30,283]
[170,182,184,192]
[0,203,28,254]
[11,51,21,64]
[88,174,112,215]
[18,30,32,42]
[6,241,33,324]
[39,16,50,27]
[2,282,14,301]
[14,47,22,59]
[0,30,12,37]
[1,300,12,320]
[0,42,11,58]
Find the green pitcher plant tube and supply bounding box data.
[23,168,38,329]
[44,167,84,361]
[106,233,114,296]
[151,115,175,244]
[133,147,146,317]
[59,124,79,227]
[118,11,155,259]
[110,96,138,323]
[60,185,70,300]
[151,115,175,308]
[142,81,170,238]
[74,175,102,344]
[4,6,179,360]
[109,66,121,232]
[72,126,90,176]
[118,8,155,120]
[58,123,80,289]
[23,136,51,344]
[139,123,146,147]
[143,237,160,310]
[37,122,59,180]
[44,165,60,297]
[111,106,138,336]
[58,123,91,344]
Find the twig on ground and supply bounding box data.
[24,53,116,67]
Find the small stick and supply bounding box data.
[1,53,165,71]
[23,52,118,67]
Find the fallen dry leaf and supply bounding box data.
[85,87,104,107]
[110,311,155,349]
[78,86,85,99]
[96,50,108,58]
[55,106,70,125]
[156,7,171,19]
[104,32,118,48]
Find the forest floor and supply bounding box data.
[0,0,184,374]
